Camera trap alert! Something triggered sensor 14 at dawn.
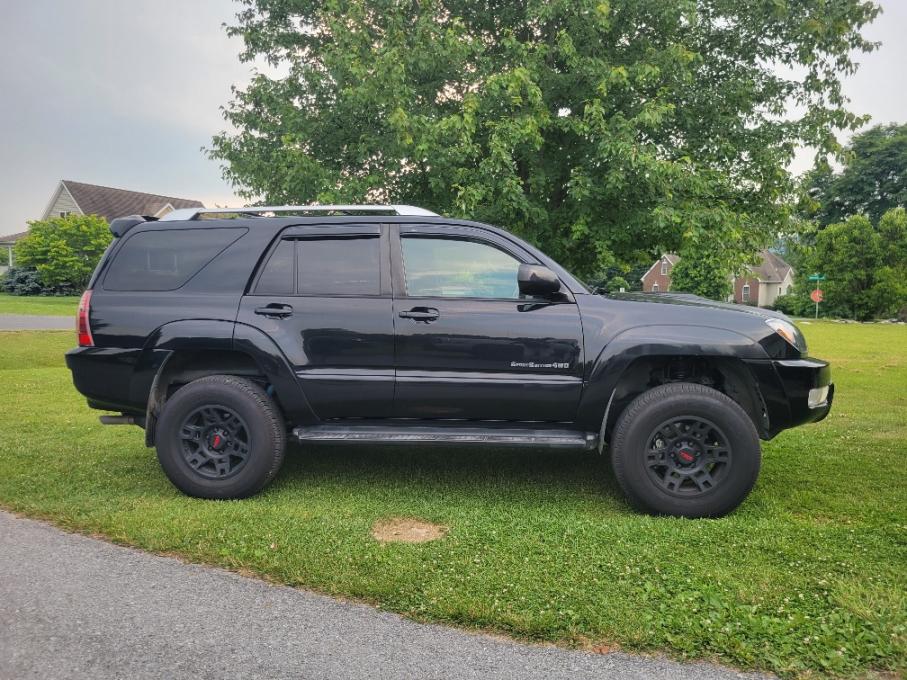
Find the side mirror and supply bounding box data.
[518,264,561,297]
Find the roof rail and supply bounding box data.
[157,204,439,221]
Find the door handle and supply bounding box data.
[254,303,293,318]
[399,307,440,322]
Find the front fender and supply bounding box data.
[576,324,770,430]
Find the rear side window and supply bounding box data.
[255,236,381,296]
[297,237,380,295]
[104,228,246,291]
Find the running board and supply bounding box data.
[292,424,597,450]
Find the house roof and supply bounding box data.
[58,180,204,222]
[640,253,680,281]
[0,230,29,243]
[749,249,793,283]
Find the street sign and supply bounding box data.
[809,274,826,318]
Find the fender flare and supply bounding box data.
[577,324,771,432]
[135,320,317,446]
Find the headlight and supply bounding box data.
[766,318,807,354]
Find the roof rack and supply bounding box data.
[157,204,439,221]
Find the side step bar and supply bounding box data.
[292,424,597,450]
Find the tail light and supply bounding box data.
[77,289,94,347]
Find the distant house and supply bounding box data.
[640,250,795,308]
[0,231,27,273]
[640,253,680,293]
[732,250,795,308]
[1,181,206,273]
[42,180,204,222]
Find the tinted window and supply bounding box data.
[296,237,380,295]
[255,239,295,294]
[401,237,521,298]
[104,228,245,291]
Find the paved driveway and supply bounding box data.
[0,511,769,680]
[0,314,71,330]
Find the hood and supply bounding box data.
[603,291,790,321]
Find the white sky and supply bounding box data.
[0,0,904,237]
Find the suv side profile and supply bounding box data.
[66,205,833,517]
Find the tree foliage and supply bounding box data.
[804,123,907,227]
[669,247,732,301]
[14,215,111,292]
[212,0,878,280]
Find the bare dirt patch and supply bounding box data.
[371,517,448,544]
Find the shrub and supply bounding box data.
[2,267,78,296]
[14,214,110,291]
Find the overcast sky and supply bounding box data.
[1,0,904,237]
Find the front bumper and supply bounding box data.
[773,357,834,428]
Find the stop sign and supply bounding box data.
[810,288,824,303]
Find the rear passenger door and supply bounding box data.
[236,224,395,420]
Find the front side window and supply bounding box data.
[401,236,522,299]
[104,228,245,291]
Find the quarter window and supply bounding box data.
[104,228,245,291]
[401,236,522,299]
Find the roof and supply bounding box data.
[748,250,793,283]
[58,180,204,222]
[0,230,29,243]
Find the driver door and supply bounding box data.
[391,225,584,422]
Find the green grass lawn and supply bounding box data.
[0,325,904,678]
[0,292,80,316]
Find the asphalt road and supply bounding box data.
[0,314,71,330]
[0,511,773,680]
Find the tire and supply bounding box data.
[155,375,286,499]
[610,382,761,518]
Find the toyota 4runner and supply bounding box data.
[66,204,833,517]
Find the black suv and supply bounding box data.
[66,205,833,517]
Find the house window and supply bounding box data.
[742,284,750,302]
[778,286,782,295]
[652,283,659,293]
[59,211,71,218]
[660,259,668,275]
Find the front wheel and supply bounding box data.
[155,375,286,499]
[610,383,761,518]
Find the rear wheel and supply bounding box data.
[610,382,761,518]
[155,375,286,499]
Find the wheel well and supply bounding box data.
[145,349,276,446]
[603,356,769,443]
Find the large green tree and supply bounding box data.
[15,214,111,291]
[805,123,907,227]
[212,0,879,280]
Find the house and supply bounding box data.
[639,250,795,308]
[0,231,27,274]
[732,250,795,308]
[42,180,204,222]
[640,253,680,293]
[0,181,206,273]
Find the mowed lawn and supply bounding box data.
[0,325,903,678]
[0,292,79,316]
